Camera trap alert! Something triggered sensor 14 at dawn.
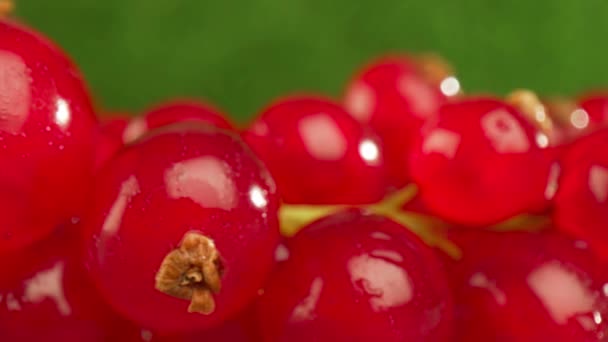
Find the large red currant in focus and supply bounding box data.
[84,124,280,333]
[343,55,456,188]
[257,210,453,341]
[555,129,608,259]
[443,229,608,341]
[410,97,556,226]
[0,228,119,341]
[0,20,98,251]
[243,96,387,204]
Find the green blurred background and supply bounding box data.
[16,0,608,122]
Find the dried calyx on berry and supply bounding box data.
[155,231,224,314]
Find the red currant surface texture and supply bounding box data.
[95,115,130,172]
[122,99,234,146]
[143,99,233,131]
[443,229,608,341]
[0,228,118,341]
[410,97,555,226]
[579,93,608,131]
[257,210,453,341]
[555,129,608,259]
[0,20,98,251]
[84,125,280,333]
[343,56,450,188]
[243,96,387,204]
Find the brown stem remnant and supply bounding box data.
[0,0,13,17]
[506,89,554,135]
[543,97,580,128]
[155,231,223,314]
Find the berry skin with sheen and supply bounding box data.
[578,92,608,131]
[257,210,453,342]
[0,227,121,341]
[95,115,130,172]
[243,95,387,204]
[554,129,608,259]
[343,55,455,188]
[443,229,608,341]
[0,19,98,251]
[84,124,280,334]
[122,99,234,145]
[410,97,556,226]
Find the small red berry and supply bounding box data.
[343,54,457,188]
[121,99,234,145]
[410,97,556,226]
[0,20,98,251]
[443,229,608,341]
[243,95,387,204]
[579,92,608,130]
[257,210,453,341]
[95,115,130,172]
[84,124,280,333]
[554,129,608,259]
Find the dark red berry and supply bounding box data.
[257,210,453,341]
[84,124,280,333]
[343,55,457,188]
[443,229,608,341]
[555,129,608,259]
[0,19,98,251]
[410,97,557,226]
[243,95,387,204]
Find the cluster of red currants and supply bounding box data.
[1,14,608,342]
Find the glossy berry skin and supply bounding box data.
[243,96,387,204]
[555,129,608,259]
[344,56,449,188]
[443,229,608,341]
[0,227,119,341]
[0,20,98,251]
[95,115,130,172]
[257,210,453,341]
[121,100,234,145]
[84,125,280,334]
[579,93,608,131]
[410,98,555,226]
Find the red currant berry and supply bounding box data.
[579,92,608,130]
[84,124,280,333]
[343,54,457,188]
[243,95,387,204]
[257,210,453,341]
[121,99,234,145]
[443,229,608,341]
[0,20,98,251]
[95,115,130,172]
[410,97,556,226]
[0,228,120,341]
[554,129,608,259]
